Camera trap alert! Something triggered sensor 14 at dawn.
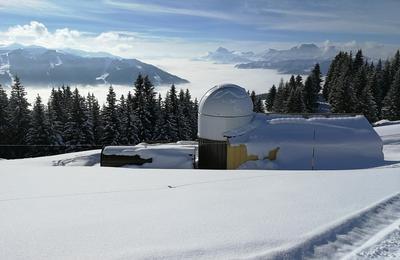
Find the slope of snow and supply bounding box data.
[0,123,399,259]
[0,149,101,167]
[0,166,399,259]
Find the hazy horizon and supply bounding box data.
[0,1,399,60]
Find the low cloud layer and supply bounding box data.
[0,21,216,59]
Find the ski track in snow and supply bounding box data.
[300,193,400,260]
[347,219,400,259]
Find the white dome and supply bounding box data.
[199,84,253,117]
[198,84,254,141]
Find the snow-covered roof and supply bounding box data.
[198,84,253,117]
[225,114,384,170]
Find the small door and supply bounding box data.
[198,138,227,169]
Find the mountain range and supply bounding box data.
[202,44,340,74]
[0,44,188,86]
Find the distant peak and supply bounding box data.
[215,47,231,53]
[298,43,319,50]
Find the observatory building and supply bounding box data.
[197,84,384,170]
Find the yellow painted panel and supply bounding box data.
[227,144,280,169]
[227,144,258,169]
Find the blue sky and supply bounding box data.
[0,0,399,58]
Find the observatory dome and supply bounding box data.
[199,84,253,117]
[198,84,254,141]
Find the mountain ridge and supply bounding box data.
[202,43,339,74]
[0,44,188,86]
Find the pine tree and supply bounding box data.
[63,88,94,150]
[303,63,322,113]
[152,93,165,141]
[0,84,9,145]
[47,88,65,145]
[272,79,286,112]
[288,75,297,91]
[295,75,303,89]
[101,86,120,145]
[250,90,264,112]
[177,89,191,140]
[162,85,179,142]
[254,97,264,113]
[358,81,377,122]
[328,55,356,113]
[184,89,197,140]
[191,97,199,140]
[265,85,276,112]
[311,63,322,95]
[353,49,364,73]
[382,68,400,120]
[26,95,55,155]
[118,94,128,144]
[8,76,30,146]
[250,90,256,109]
[391,50,400,77]
[286,87,304,113]
[366,71,381,118]
[323,52,344,100]
[302,76,315,113]
[61,85,73,119]
[374,59,385,115]
[352,66,368,113]
[133,74,147,142]
[87,93,102,145]
[125,91,139,144]
[142,75,156,141]
[381,60,392,101]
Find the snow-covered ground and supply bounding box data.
[0,124,399,259]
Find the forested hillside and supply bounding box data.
[263,50,400,122]
[0,75,198,158]
[1,49,400,158]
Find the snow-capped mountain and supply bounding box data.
[0,44,188,86]
[258,43,338,63]
[201,47,257,64]
[203,44,339,74]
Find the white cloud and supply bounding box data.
[104,0,237,22]
[261,8,337,18]
[0,21,279,59]
[0,21,397,61]
[0,0,54,10]
[7,21,49,39]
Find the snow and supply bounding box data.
[198,84,253,117]
[0,123,399,259]
[103,142,196,169]
[374,119,400,127]
[95,72,110,84]
[342,217,400,259]
[227,114,384,170]
[0,149,101,167]
[0,52,13,81]
[153,74,161,83]
[0,63,10,75]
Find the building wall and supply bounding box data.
[198,138,227,169]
